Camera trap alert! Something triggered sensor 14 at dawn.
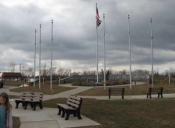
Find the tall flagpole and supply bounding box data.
[50,20,53,90]
[128,14,132,89]
[39,24,42,89]
[96,25,99,85]
[103,13,106,89]
[150,18,154,87]
[34,29,37,87]
[169,69,171,85]
[96,3,99,85]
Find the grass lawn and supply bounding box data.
[44,98,175,128]
[78,84,175,96]
[4,80,23,86]
[10,84,75,95]
[13,117,20,128]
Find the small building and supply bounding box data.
[0,72,22,81]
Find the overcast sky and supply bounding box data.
[0,0,175,73]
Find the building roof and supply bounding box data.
[0,72,22,78]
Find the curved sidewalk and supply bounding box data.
[78,93,175,100]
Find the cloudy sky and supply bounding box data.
[0,0,175,73]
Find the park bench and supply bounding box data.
[108,87,125,100]
[15,92,43,110]
[57,95,83,120]
[147,87,163,99]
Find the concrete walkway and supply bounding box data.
[78,93,175,100]
[44,85,92,101]
[11,101,100,128]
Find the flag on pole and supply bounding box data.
[96,3,102,27]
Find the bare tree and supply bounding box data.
[57,68,71,77]
[9,62,16,72]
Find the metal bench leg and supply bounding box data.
[61,110,65,118]
[58,108,62,115]
[23,102,28,110]
[65,112,70,120]
[77,111,82,119]
[148,94,151,99]
[15,102,19,109]
[33,103,36,111]
[39,102,43,109]
[122,94,124,100]
[73,112,76,117]
[108,89,111,100]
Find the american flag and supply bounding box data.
[96,3,102,27]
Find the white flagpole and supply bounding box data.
[39,24,42,89]
[50,19,53,90]
[169,69,171,85]
[103,13,106,89]
[34,29,37,87]
[96,25,99,85]
[96,3,99,85]
[128,14,132,89]
[150,18,154,87]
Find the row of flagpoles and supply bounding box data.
[33,3,154,90]
[96,3,154,89]
[33,20,54,90]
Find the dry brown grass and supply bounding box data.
[78,84,175,96]
[4,80,23,86]
[10,84,75,95]
[44,98,175,128]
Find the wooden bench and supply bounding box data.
[15,92,43,110]
[147,87,163,99]
[57,96,83,120]
[108,88,125,100]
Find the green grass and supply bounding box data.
[78,84,175,96]
[44,98,175,128]
[10,84,75,95]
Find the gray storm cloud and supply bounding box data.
[0,0,174,72]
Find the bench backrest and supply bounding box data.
[66,96,82,110]
[148,87,163,93]
[108,88,125,95]
[20,92,43,101]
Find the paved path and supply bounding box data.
[44,85,92,101]
[78,93,175,100]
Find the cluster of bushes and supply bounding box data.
[72,80,129,86]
